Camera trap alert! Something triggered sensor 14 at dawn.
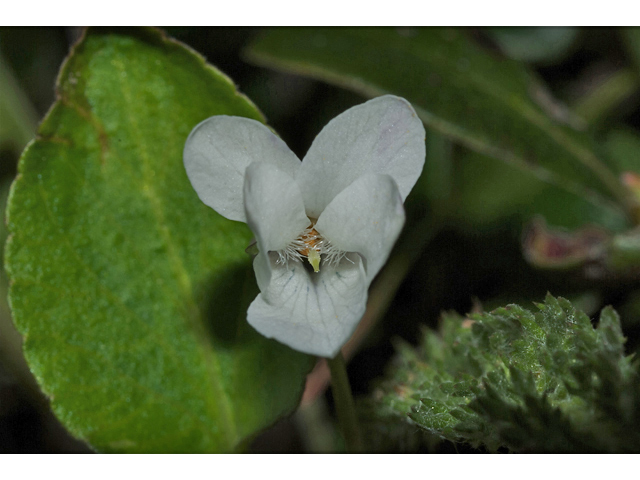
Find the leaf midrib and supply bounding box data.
[109,54,239,448]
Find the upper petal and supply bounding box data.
[184,116,301,222]
[315,173,405,284]
[296,95,425,218]
[247,254,367,358]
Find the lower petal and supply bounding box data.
[247,253,367,358]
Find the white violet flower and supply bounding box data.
[184,95,425,358]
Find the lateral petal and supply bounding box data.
[184,116,301,222]
[315,173,405,284]
[247,255,367,358]
[243,162,311,269]
[297,95,425,218]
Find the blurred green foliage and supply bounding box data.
[486,27,579,64]
[247,27,634,224]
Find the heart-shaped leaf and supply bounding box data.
[5,27,313,453]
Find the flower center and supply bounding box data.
[297,226,323,272]
[276,220,349,273]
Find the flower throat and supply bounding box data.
[276,220,348,273]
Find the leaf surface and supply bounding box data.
[5,27,313,453]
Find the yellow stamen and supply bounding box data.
[295,224,323,273]
[277,221,348,271]
[307,248,321,273]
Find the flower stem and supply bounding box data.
[327,350,364,452]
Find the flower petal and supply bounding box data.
[315,173,405,284]
[243,162,310,289]
[247,254,367,357]
[184,116,301,222]
[296,95,425,218]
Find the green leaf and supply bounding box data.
[365,295,640,452]
[0,178,9,271]
[246,27,634,222]
[1,177,40,400]
[4,27,313,453]
[603,128,640,175]
[620,28,640,74]
[0,51,38,152]
[486,27,579,64]
[452,149,628,231]
[571,69,639,128]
